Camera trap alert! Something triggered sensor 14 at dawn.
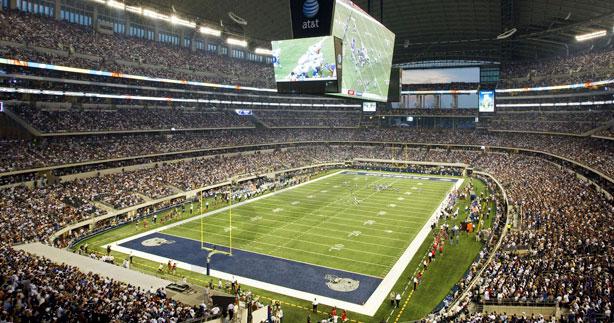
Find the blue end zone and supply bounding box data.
[120,232,382,304]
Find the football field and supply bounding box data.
[162,171,456,278]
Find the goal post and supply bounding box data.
[200,177,237,257]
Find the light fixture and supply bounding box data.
[106,0,125,10]
[170,15,196,28]
[199,26,222,37]
[496,28,517,39]
[143,9,170,21]
[255,48,273,55]
[125,5,142,14]
[227,37,248,47]
[575,30,607,41]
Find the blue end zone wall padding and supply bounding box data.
[121,233,382,304]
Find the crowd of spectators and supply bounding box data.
[0,11,275,88]
[0,247,206,322]
[1,128,612,179]
[499,47,614,88]
[11,105,254,132]
[467,153,612,321]
[485,109,614,134]
[254,110,361,128]
[594,127,614,138]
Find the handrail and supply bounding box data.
[441,170,511,318]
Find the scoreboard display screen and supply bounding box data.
[362,102,376,112]
[479,90,495,112]
[272,36,338,82]
[331,0,395,102]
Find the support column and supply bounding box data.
[92,6,98,28]
[9,0,17,10]
[190,32,196,52]
[154,24,159,42]
[124,13,130,36]
[179,28,185,47]
[54,0,61,20]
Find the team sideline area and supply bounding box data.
[0,0,612,322]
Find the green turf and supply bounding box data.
[74,170,494,323]
[163,171,455,277]
[272,36,337,81]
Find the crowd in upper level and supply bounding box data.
[0,11,275,88]
[12,105,254,132]
[484,108,614,134]
[499,47,614,88]
[1,10,613,91]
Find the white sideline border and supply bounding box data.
[107,171,463,316]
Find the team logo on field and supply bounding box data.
[141,237,176,247]
[325,274,359,292]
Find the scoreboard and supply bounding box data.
[274,0,395,102]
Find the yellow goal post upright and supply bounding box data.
[200,177,237,257]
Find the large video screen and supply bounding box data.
[479,90,495,112]
[402,67,480,84]
[272,36,338,82]
[331,0,395,102]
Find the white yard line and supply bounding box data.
[180,222,406,247]
[269,176,395,255]
[201,209,427,229]
[106,170,346,247]
[107,171,463,316]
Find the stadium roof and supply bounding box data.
[138,0,614,63]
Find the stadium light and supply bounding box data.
[255,48,273,55]
[199,26,222,37]
[227,38,248,47]
[106,0,124,10]
[125,5,142,14]
[170,15,196,28]
[143,9,170,22]
[575,30,607,41]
